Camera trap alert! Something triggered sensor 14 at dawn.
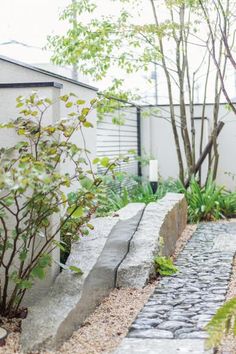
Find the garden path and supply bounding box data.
[115,222,236,354]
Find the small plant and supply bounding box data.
[154,256,178,276]
[107,188,131,211]
[205,297,236,350]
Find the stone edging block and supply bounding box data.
[21,203,145,353]
[116,193,187,288]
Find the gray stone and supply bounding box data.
[21,203,145,353]
[168,316,194,323]
[116,194,187,288]
[128,329,174,339]
[131,324,153,330]
[175,327,195,336]
[179,331,209,339]
[192,315,212,322]
[158,321,192,331]
[114,338,213,354]
[204,295,225,302]
[213,233,236,252]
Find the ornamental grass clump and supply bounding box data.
[0,92,123,317]
[183,177,236,223]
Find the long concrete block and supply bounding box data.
[116,193,187,288]
[21,203,145,353]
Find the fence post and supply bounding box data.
[137,107,142,177]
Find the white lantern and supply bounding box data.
[149,160,158,182]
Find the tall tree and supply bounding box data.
[48,0,233,183]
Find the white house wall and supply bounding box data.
[141,104,236,190]
[0,58,97,166]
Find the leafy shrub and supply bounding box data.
[206,297,236,350]
[219,192,236,218]
[154,256,178,276]
[96,177,181,216]
[0,92,123,317]
[183,178,223,222]
[182,177,236,223]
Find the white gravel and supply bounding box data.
[0,224,196,354]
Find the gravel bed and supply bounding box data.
[57,224,195,354]
[0,224,195,354]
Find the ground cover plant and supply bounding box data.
[154,256,178,276]
[96,176,181,216]
[0,93,125,317]
[98,174,236,224]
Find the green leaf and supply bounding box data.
[90,98,97,105]
[52,240,66,252]
[31,266,45,280]
[69,266,83,275]
[66,102,73,108]
[154,256,178,276]
[18,129,26,135]
[5,197,14,206]
[68,206,84,218]
[19,249,28,262]
[81,108,90,116]
[83,121,93,128]
[60,95,69,102]
[16,102,24,108]
[18,279,33,289]
[45,98,52,104]
[100,157,110,167]
[93,157,100,164]
[77,99,86,105]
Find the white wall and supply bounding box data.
[141,104,236,190]
[0,58,97,165]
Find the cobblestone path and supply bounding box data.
[115,222,236,353]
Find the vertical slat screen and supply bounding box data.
[97,106,139,191]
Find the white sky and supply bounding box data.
[0,0,68,47]
[0,0,235,103]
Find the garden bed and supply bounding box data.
[0,224,195,354]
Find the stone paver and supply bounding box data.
[115,339,213,354]
[115,222,236,353]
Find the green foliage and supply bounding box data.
[0,92,124,317]
[183,178,223,222]
[97,174,236,224]
[97,79,140,122]
[206,297,236,350]
[96,176,181,216]
[154,256,178,276]
[48,0,154,80]
[182,177,236,223]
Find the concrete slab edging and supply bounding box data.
[21,203,145,353]
[21,193,187,352]
[116,193,187,288]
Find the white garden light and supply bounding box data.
[149,159,158,194]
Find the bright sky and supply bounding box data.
[0,0,68,47]
[0,0,234,103]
